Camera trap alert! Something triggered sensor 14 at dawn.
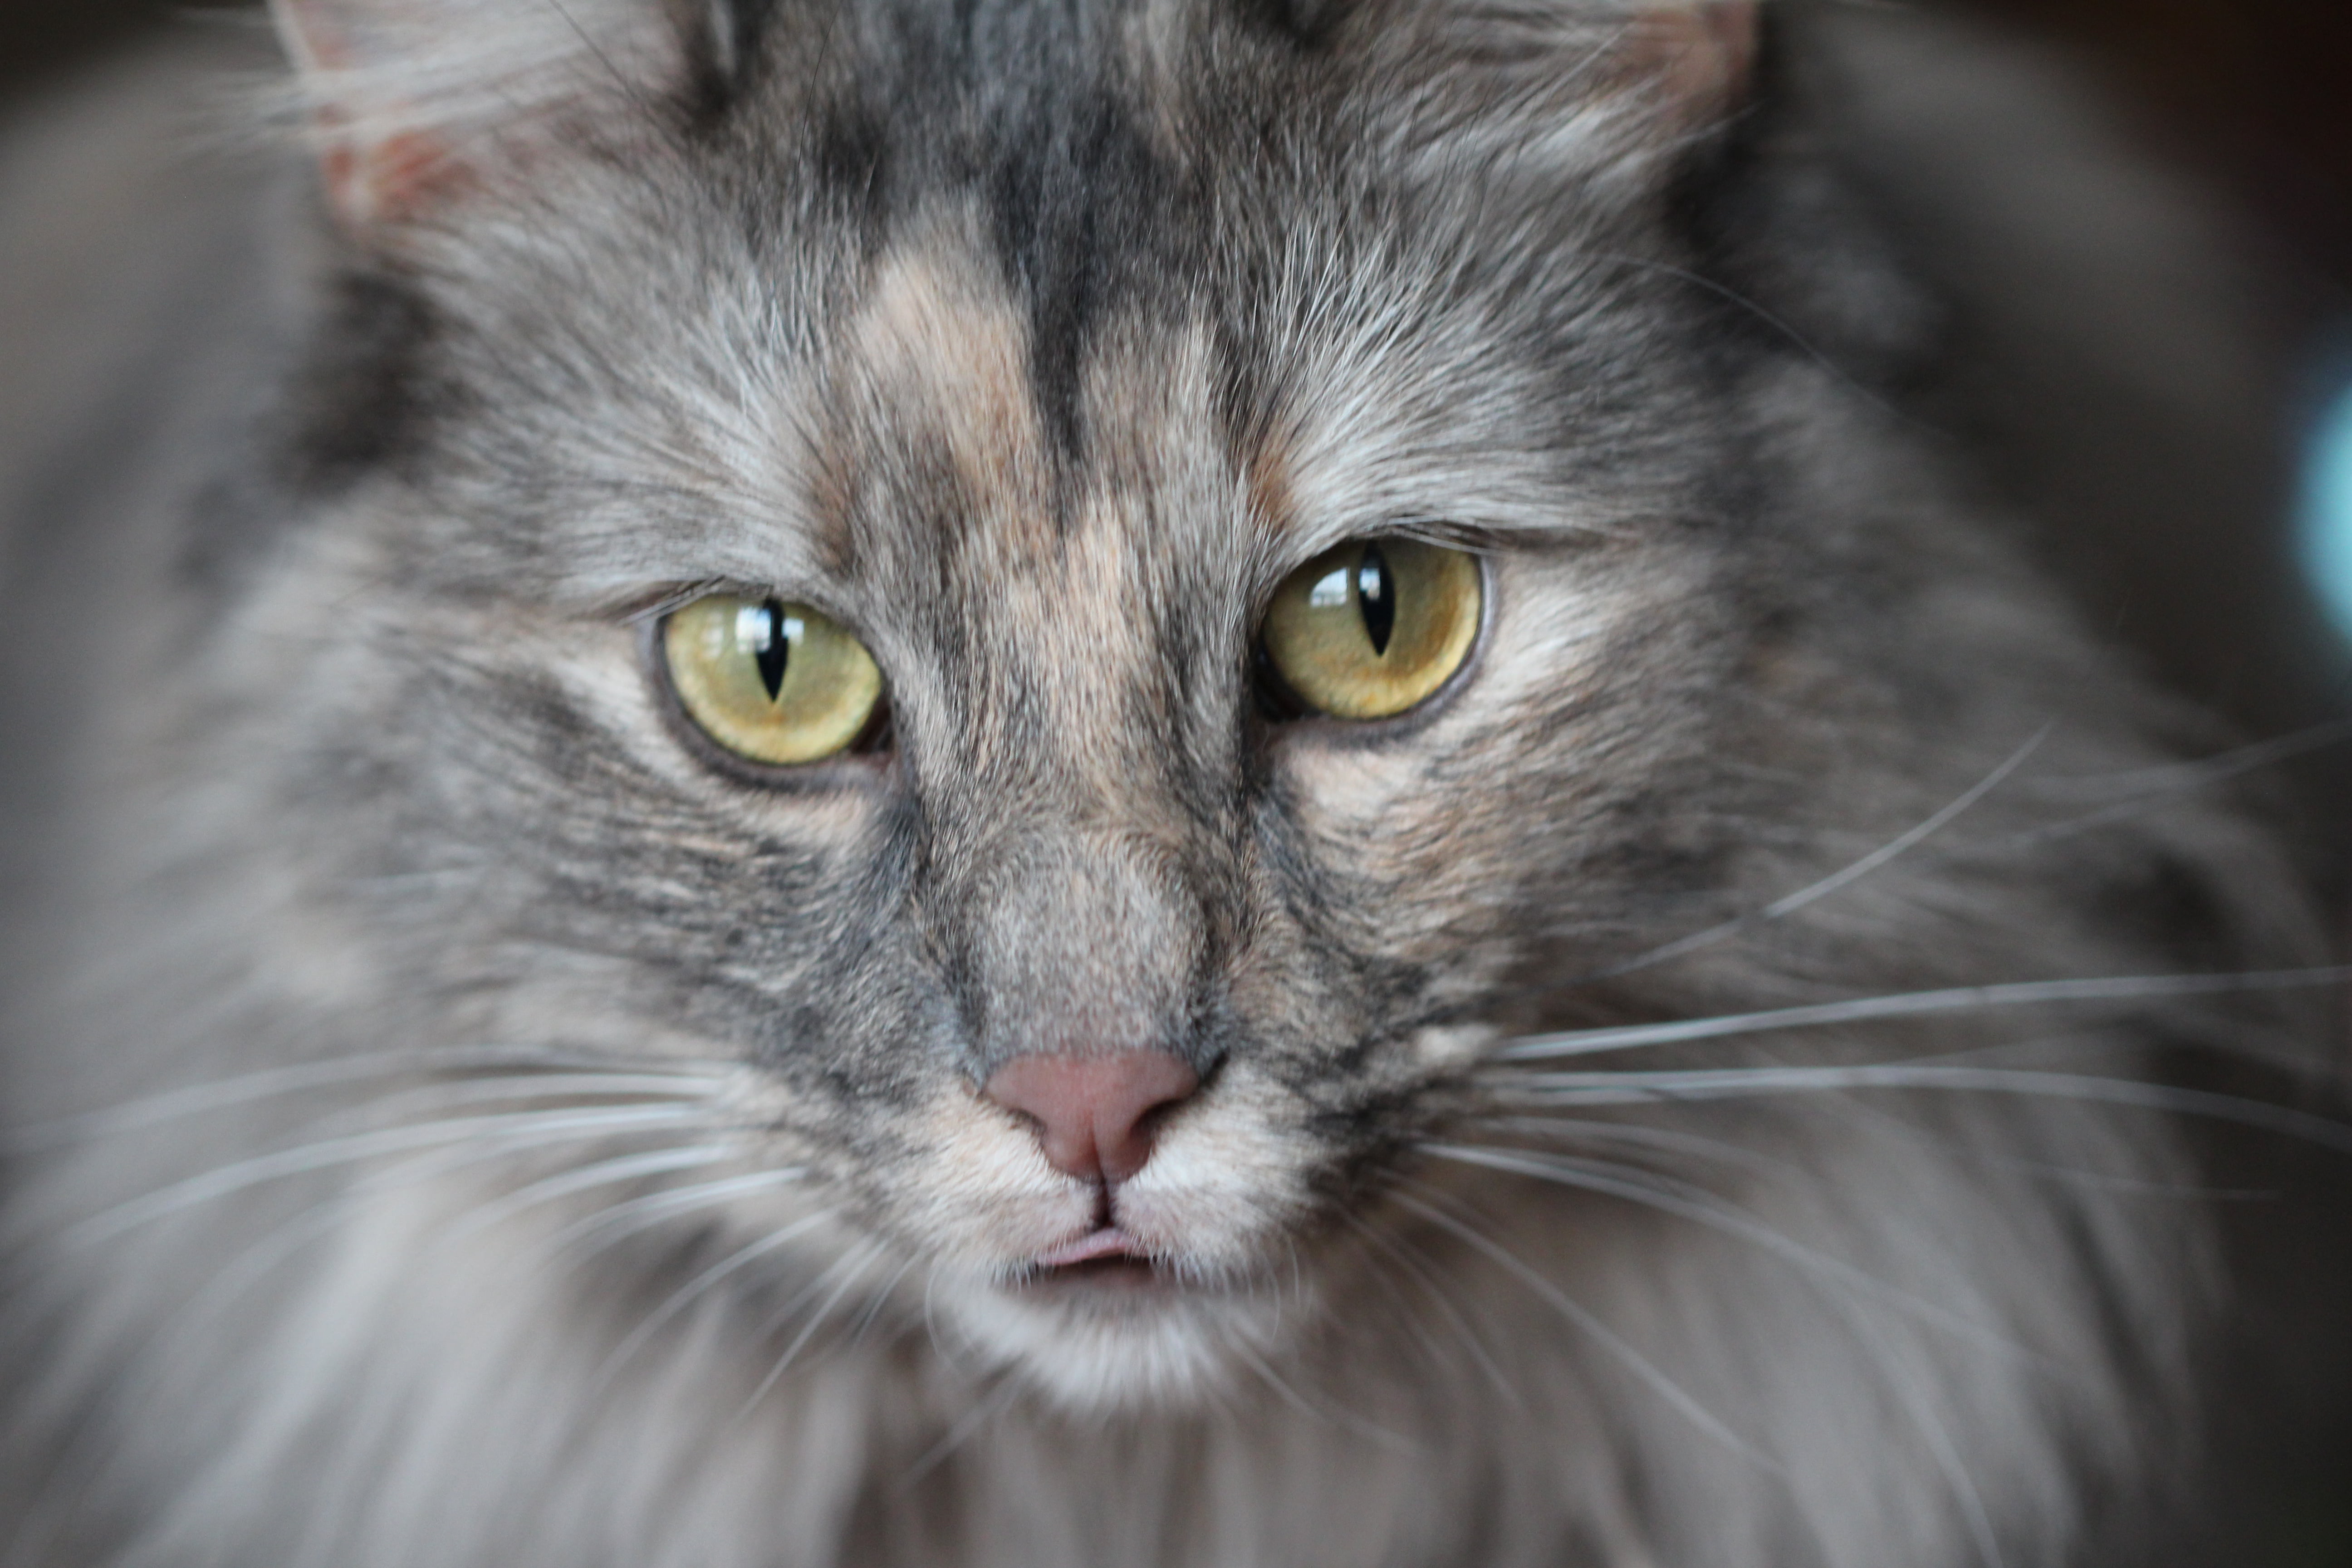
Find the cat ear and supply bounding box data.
[1343,0,1762,180]
[1615,0,1759,133]
[266,0,690,230]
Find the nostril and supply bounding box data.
[982,1051,1201,1186]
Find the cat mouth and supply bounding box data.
[1020,1227,1170,1288]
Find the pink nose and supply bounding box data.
[983,1052,1201,1185]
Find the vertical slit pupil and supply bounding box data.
[1357,545,1396,657]
[754,597,791,701]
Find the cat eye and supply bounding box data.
[661,594,885,768]
[1259,539,1484,721]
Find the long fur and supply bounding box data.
[0,4,2324,1566]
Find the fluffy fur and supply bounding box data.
[0,2,2323,1565]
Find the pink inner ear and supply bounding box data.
[1631,1,1762,123]
[322,127,464,229]
[270,0,441,230]
[268,0,504,231]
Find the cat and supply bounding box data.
[0,0,2329,1564]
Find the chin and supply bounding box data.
[941,1259,1308,1414]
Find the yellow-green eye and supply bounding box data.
[662,595,884,767]
[1260,538,1483,720]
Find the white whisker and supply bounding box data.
[309,1072,725,1132]
[63,1104,707,1246]
[1588,728,2049,980]
[0,1046,724,1152]
[2024,718,2352,805]
[1422,1144,2037,1363]
[65,1135,758,1480]
[1502,967,2352,1063]
[591,1208,838,1392]
[1477,1114,1798,1179]
[439,1144,743,1247]
[733,1241,889,1420]
[844,1254,916,1350]
[1341,1210,1521,1405]
[897,1375,1021,1491]
[1925,721,2352,864]
[546,1167,809,1259]
[1833,1273,2009,1568]
[1391,1187,1779,1470]
[1495,1065,2352,1152]
[917,1263,971,1384]
[1227,1333,1416,1452]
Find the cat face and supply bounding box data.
[235,0,1795,1411]
[11,6,2318,1561]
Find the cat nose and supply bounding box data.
[983,1052,1201,1186]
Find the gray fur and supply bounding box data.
[0,4,2322,1566]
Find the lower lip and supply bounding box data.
[1028,1256,1165,1289]
[1023,1228,1169,1288]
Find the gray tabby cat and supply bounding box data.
[0,0,2326,1564]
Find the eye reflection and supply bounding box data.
[735,599,806,701]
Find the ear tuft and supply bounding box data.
[1340,0,1763,183]
[267,0,684,232]
[1621,0,1760,132]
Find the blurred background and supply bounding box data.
[1,0,2347,1563]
